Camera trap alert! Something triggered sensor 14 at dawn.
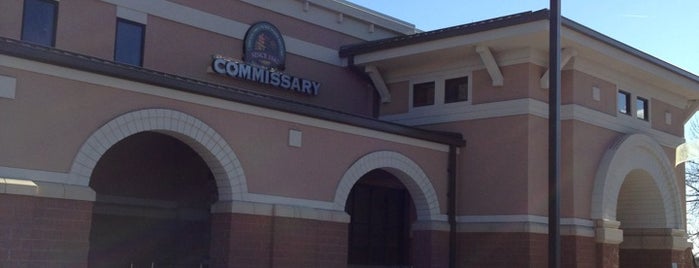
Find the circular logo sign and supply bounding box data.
[244,22,286,71]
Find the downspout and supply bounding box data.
[447,144,458,268]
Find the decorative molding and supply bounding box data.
[211,200,350,223]
[379,98,684,148]
[456,215,594,237]
[412,220,450,232]
[0,165,69,184]
[243,192,335,211]
[0,177,95,201]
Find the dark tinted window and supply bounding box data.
[618,91,631,115]
[636,97,649,121]
[114,19,145,66]
[412,82,435,107]
[21,0,58,46]
[444,76,468,103]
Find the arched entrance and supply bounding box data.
[591,134,690,268]
[88,131,216,267]
[336,151,447,268]
[345,169,415,267]
[69,109,248,267]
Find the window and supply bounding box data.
[444,76,469,103]
[618,91,631,115]
[636,97,649,121]
[412,81,435,107]
[114,19,145,66]
[21,0,58,47]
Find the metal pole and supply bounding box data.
[548,0,562,268]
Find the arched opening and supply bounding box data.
[87,131,217,268]
[345,169,416,268]
[617,169,669,268]
[591,134,689,267]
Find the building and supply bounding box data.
[1,0,698,267]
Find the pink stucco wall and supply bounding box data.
[0,65,449,211]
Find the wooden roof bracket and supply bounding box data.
[540,47,578,89]
[475,45,504,87]
[365,65,391,103]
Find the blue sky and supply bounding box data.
[347,0,699,77]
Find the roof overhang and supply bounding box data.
[340,9,699,102]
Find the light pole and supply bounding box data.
[548,0,562,268]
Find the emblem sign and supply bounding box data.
[210,22,320,96]
[244,22,286,71]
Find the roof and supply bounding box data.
[0,37,465,147]
[339,9,699,85]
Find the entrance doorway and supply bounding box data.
[87,131,217,268]
[345,169,415,267]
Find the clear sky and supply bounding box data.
[347,0,699,77]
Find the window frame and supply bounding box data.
[408,71,472,110]
[114,18,146,66]
[21,0,59,47]
[444,76,469,104]
[411,81,436,108]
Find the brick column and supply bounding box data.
[594,219,623,268]
[0,180,95,268]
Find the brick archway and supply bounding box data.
[67,108,247,201]
[334,151,442,221]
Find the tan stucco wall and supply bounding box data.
[427,115,534,215]
[0,0,23,40]
[379,81,409,116]
[55,0,116,60]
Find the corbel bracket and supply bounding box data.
[475,45,504,87]
[540,47,578,89]
[365,65,391,103]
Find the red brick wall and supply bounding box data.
[210,213,273,268]
[412,230,449,268]
[562,236,595,268]
[457,232,547,268]
[210,213,348,268]
[620,248,694,268]
[596,243,619,268]
[0,194,93,268]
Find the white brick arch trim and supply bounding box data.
[334,151,442,221]
[67,108,247,201]
[591,133,683,229]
